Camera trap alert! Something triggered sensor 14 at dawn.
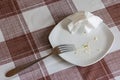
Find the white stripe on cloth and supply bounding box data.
[0,29,5,42]
[72,0,105,12]
[109,26,120,53]
[22,5,55,32]
[115,76,120,80]
[0,62,20,80]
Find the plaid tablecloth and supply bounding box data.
[0,0,120,80]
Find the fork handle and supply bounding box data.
[6,53,52,77]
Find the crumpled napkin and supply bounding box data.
[67,11,103,34]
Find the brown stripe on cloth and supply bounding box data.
[0,0,59,20]
[47,0,77,23]
[5,32,51,80]
[77,59,114,80]
[5,25,52,79]
[92,8,115,28]
[1,24,53,79]
[44,0,60,5]
[38,76,52,80]
[15,33,51,80]
[12,0,45,12]
[0,42,12,65]
[102,0,120,7]
[12,52,51,80]
[36,52,52,80]
[22,26,53,79]
[104,50,120,78]
[0,24,53,64]
[0,0,17,19]
[106,3,120,27]
[3,0,52,60]
[6,35,34,61]
[50,66,83,80]
[31,25,54,51]
[12,0,60,13]
[7,2,52,78]
[0,15,25,41]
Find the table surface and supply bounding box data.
[0,0,120,80]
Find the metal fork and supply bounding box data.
[6,44,75,77]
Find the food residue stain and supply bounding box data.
[74,36,101,55]
[83,44,88,49]
[75,43,90,54]
[94,36,97,41]
[84,31,86,34]
[97,49,101,51]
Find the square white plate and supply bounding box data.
[49,13,114,67]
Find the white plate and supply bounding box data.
[49,15,114,67]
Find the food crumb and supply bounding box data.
[83,44,88,49]
[83,31,86,34]
[94,37,97,40]
[74,51,77,54]
[97,49,101,51]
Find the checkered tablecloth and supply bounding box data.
[0,0,120,80]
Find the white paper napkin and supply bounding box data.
[67,11,103,34]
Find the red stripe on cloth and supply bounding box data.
[0,25,53,65]
[31,25,54,51]
[12,0,61,13]
[12,46,51,80]
[8,3,52,79]
[0,12,18,20]
[100,59,114,79]
[92,8,115,28]
[27,33,39,53]
[106,3,120,26]
[102,0,120,7]
[16,11,52,56]
[0,15,25,41]
[38,76,51,80]
[13,0,45,11]
[44,0,60,5]
[104,50,120,77]
[0,1,52,77]
[9,33,51,80]
[22,30,51,80]
[6,35,34,61]
[13,54,49,80]
[77,59,114,80]
[50,66,83,80]
[0,0,16,18]
[0,42,12,65]
[36,53,51,80]
[24,26,53,80]
[47,0,77,23]
[0,58,12,66]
